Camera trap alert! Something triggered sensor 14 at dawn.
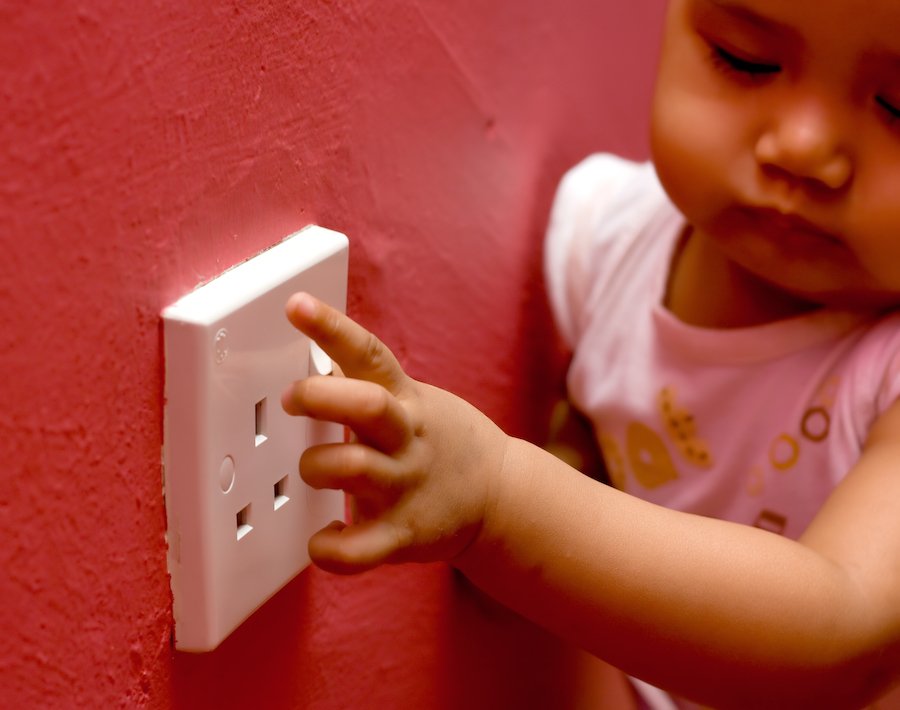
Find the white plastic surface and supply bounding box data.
[162,225,348,652]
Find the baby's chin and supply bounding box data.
[715,242,899,314]
[768,281,900,314]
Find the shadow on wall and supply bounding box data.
[169,565,640,709]
[3,0,663,707]
[171,570,310,708]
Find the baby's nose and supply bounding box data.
[754,100,852,191]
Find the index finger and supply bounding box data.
[286,292,407,392]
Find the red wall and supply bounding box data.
[1,2,662,706]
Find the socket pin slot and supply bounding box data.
[255,398,267,446]
[236,505,253,540]
[274,476,289,510]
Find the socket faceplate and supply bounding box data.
[162,225,348,652]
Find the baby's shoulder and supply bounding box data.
[853,310,900,357]
[841,310,900,423]
[545,153,679,347]
[548,153,672,266]
[553,153,659,222]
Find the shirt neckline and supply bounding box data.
[649,205,873,365]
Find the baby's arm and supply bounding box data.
[282,293,900,708]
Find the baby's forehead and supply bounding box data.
[691,0,900,57]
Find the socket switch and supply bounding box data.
[162,225,348,652]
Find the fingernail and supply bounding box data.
[290,292,316,317]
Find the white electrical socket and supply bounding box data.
[162,225,348,652]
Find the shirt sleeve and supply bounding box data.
[543,153,647,349]
[843,312,900,445]
[873,314,900,418]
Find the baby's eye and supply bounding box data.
[711,45,780,78]
[876,96,900,124]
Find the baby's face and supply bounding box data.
[650,0,900,309]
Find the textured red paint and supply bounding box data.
[1,1,661,707]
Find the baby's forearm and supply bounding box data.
[283,293,900,705]
[455,436,897,708]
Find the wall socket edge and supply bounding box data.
[162,225,348,652]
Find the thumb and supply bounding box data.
[308,519,403,574]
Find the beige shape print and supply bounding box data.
[746,464,765,497]
[769,433,800,471]
[659,387,713,469]
[598,431,628,490]
[626,421,680,489]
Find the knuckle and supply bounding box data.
[395,523,414,550]
[321,306,341,339]
[334,540,372,568]
[340,445,370,479]
[387,523,415,562]
[360,385,393,421]
[361,332,385,368]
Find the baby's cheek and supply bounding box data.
[651,109,734,224]
[865,236,900,294]
[853,174,900,281]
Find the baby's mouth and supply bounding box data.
[743,206,844,247]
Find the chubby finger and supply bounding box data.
[281,374,411,452]
[299,442,404,499]
[308,519,404,574]
[286,292,406,393]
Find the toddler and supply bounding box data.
[281,0,900,706]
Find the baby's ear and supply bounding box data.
[542,399,609,484]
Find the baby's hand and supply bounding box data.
[281,293,510,574]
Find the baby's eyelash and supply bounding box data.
[709,45,780,78]
[876,96,900,124]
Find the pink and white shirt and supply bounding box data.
[545,153,900,540]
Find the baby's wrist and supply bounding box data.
[451,433,523,571]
